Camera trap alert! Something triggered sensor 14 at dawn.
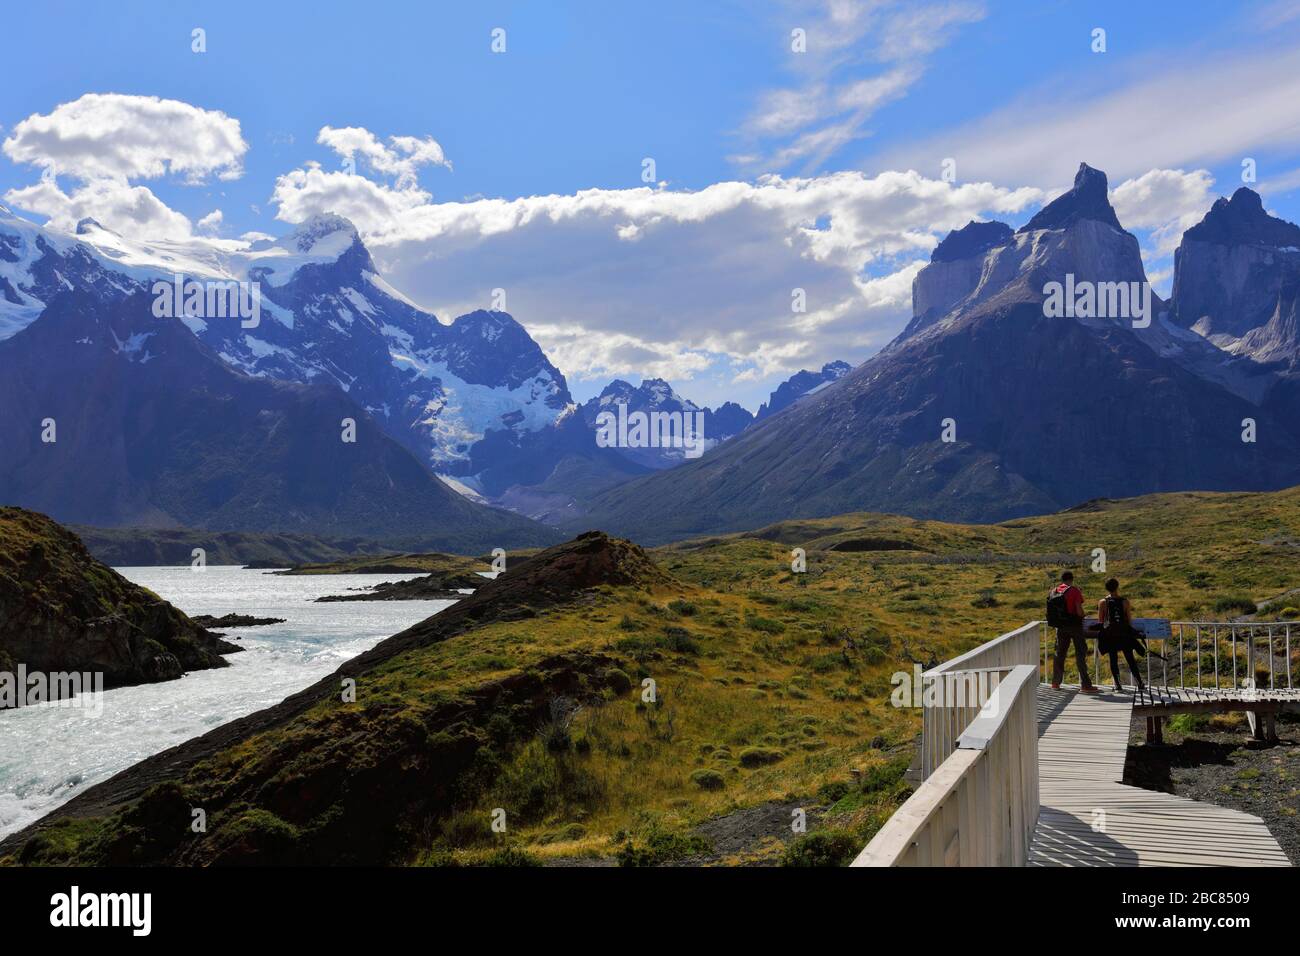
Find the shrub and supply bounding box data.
[1214,595,1257,615]
[440,810,494,848]
[668,599,697,616]
[859,755,911,794]
[817,780,852,804]
[604,668,633,694]
[660,626,699,654]
[1168,713,1211,734]
[745,612,786,634]
[480,846,540,867]
[689,769,726,791]
[739,746,784,768]
[617,826,711,866]
[780,830,858,867]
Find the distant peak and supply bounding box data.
[1183,186,1300,248]
[599,379,635,396]
[75,217,118,237]
[931,220,1012,262]
[454,308,519,328]
[279,212,359,253]
[1019,162,1123,234]
[1228,186,1264,211]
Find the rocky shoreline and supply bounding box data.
[0,507,240,707]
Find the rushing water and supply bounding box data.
[0,565,450,840]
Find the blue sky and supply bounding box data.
[6,0,1300,410]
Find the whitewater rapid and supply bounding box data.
[0,565,448,840]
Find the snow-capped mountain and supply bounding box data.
[578,378,754,469]
[0,287,557,550]
[754,361,852,421]
[0,206,142,338]
[0,208,573,486]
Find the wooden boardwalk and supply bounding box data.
[1028,687,1291,867]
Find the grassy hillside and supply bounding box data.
[6,487,1299,866]
[74,526,393,568]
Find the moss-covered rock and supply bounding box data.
[0,507,238,705]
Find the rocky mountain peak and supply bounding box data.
[279,212,360,255]
[1020,162,1123,233]
[74,217,117,237]
[931,220,1012,262]
[1183,187,1300,247]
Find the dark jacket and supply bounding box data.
[1097,595,1142,654]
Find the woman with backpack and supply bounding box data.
[1096,578,1147,693]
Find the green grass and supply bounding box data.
[13,483,1300,866]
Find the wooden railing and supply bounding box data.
[854,663,1040,867]
[855,622,1042,867]
[922,621,1040,777]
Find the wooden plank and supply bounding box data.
[1028,687,1291,868]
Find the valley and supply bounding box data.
[3,484,1298,865]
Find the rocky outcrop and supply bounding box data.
[315,571,484,602]
[188,614,285,628]
[0,507,239,704]
[1172,187,1300,363]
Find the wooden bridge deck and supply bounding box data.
[1028,687,1291,866]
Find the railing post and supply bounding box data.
[1246,632,1256,690]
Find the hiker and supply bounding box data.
[1046,571,1101,693]
[1094,578,1147,693]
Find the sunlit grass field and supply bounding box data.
[9,487,1300,866]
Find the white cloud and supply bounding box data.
[1111,168,1216,258]
[271,160,1041,382]
[196,209,224,235]
[2,177,194,240]
[872,42,1300,191]
[736,1,985,173]
[2,93,246,183]
[1,93,248,239]
[271,164,432,227]
[316,126,450,188]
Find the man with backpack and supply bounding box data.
[1047,571,1101,693]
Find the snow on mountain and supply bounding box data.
[0,207,573,479]
[578,377,753,469]
[754,361,851,420]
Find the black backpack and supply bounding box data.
[1046,587,1075,628]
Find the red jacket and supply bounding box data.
[1051,583,1084,618]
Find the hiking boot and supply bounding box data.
[1080,685,1102,694]
[1050,683,1061,690]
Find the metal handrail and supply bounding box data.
[1040,619,1295,690]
